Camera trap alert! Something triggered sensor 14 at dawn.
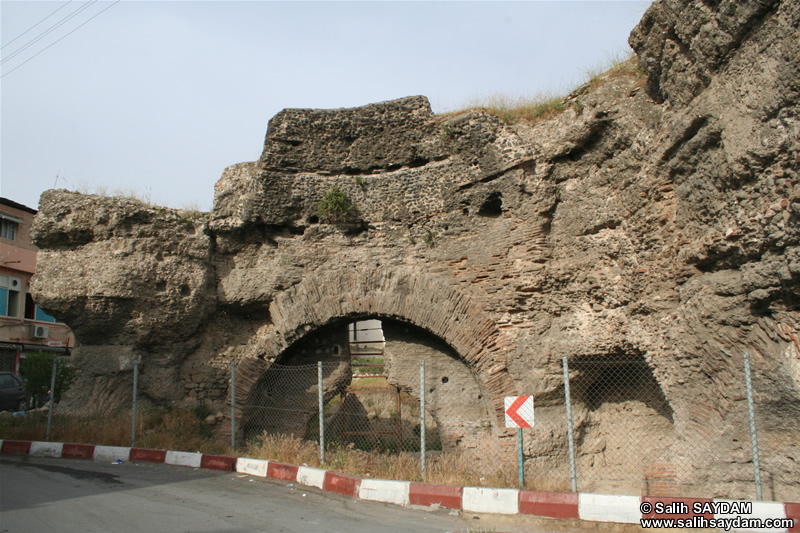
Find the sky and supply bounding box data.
[1,0,652,212]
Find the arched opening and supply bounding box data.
[568,351,675,494]
[240,317,499,460]
[240,322,351,442]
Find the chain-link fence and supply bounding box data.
[556,353,798,501]
[2,348,797,502]
[0,356,201,451]
[236,351,798,501]
[238,359,519,487]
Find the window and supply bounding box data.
[0,275,22,317]
[0,373,21,388]
[0,218,18,240]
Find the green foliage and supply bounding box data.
[19,352,76,403]
[352,356,385,376]
[354,176,366,187]
[440,124,456,139]
[424,229,435,247]
[318,186,353,223]
[407,234,416,245]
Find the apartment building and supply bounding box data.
[0,197,74,372]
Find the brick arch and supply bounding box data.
[234,266,517,426]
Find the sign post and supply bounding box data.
[504,395,534,488]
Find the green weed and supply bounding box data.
[318,186,353,223]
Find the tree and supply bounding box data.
[19,351,76,405]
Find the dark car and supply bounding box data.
[0,372,28,412]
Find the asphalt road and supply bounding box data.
[0,455,616,533]
[0,455,480,533]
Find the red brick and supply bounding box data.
[519,491,579,519]
[130,448,167,463]
[1,440,32,455]
[267,462,298,481]
[409,483,462,509]
[62,443,94,459]
[201,454,236,471]
[323,471,360,497]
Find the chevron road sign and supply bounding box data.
[504,395,534,428]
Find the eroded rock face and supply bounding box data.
[30,0,799,498]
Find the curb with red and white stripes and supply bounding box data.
[3,439,798,531]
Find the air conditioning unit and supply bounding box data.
[30,325,49,339]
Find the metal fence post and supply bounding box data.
[231,359,236,451]
[131,359,139,448]
[319,361,325,465]
[562,357,578,493]
[743,352,763,500]
[518,428,525,488]
[45,357,57,440]
[420,360,426,479]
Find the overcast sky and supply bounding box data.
[1,0,651,212]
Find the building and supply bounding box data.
[0,197,74,372]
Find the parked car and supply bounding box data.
[0,372,28,412]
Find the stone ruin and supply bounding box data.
[29,0,800,498]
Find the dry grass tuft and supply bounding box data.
[246,433,322,467]
[0,407,229,455]
[245,433,528,488]
[244,433,425,482]
[442,50,647,126]
[576,52,647,96]
[441,92,566,125]
[3,413,555,490]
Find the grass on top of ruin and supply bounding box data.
[441,52,646,125]
[440,92,566,125]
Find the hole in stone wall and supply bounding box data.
[180,285,190,297]
[407,157,430,168]
[441,376,449,384]
[478,192,503,217]
[569,352,676,488]
[274,138,302,147]
[572,354,673,422]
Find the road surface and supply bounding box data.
[1,455,610,533]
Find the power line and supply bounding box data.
[1,0,120,79]
[2,1,98,65]
[1,1,74,50]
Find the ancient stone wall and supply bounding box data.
[29,0,799,498]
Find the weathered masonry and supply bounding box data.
[30,0,800,499]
